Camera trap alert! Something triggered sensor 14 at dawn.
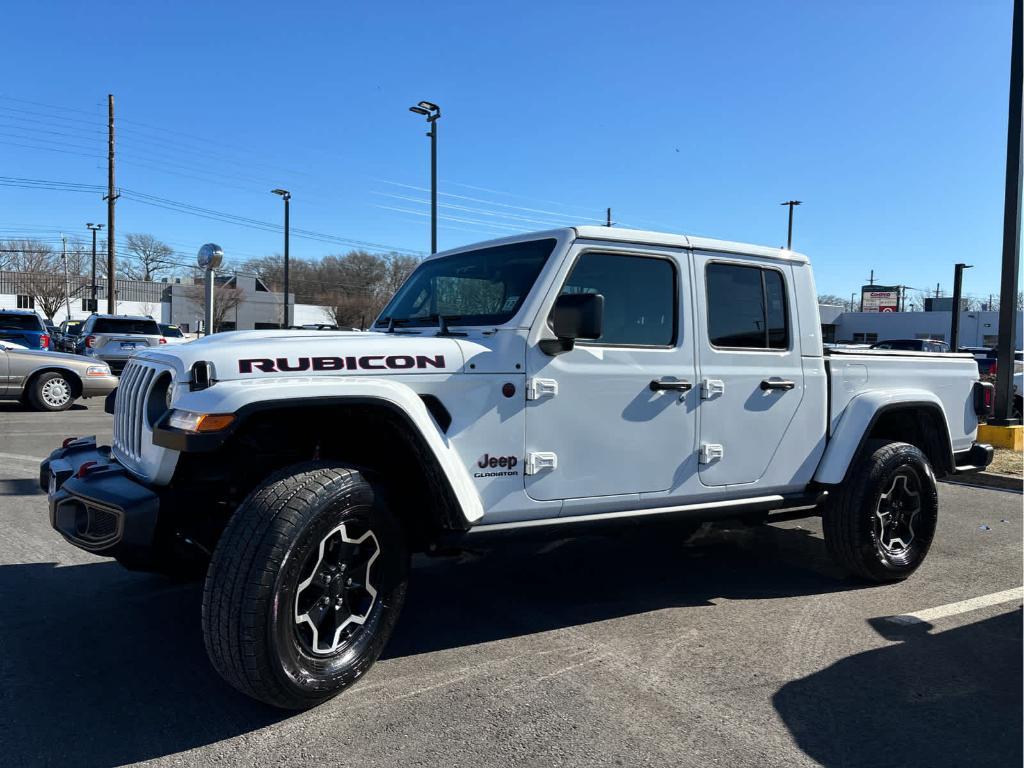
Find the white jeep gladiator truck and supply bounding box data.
[42,227,994,709]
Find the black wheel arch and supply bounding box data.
[162,396,472,552]
[844,401,955,481]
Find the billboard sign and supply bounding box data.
[861,285,900,313]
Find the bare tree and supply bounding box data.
[0,239,68,319]
[123,233,176,281]
[181,280,245,332]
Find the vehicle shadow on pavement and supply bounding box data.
[0,521,861,767]
[384,520,865,658]
[773,608,1023,768]
[0,561,285,767]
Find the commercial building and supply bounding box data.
[821,305,1023,348]
[0,270,331,330]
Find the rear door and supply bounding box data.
[692,254,804,487]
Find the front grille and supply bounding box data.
[113,360,158,463]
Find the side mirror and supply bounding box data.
[541,293,604,355]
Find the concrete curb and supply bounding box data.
[944,472,1023,493]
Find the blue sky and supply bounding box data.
[0,0,1015,302]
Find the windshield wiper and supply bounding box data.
[383,314,467,337]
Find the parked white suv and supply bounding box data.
[79,314,164,374]
[43,227,994,709]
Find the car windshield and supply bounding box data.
[0,314,43,331]
[376,239,556,328]
[93,318,161,335]
[64,322,83,336]
[159,324,184,337]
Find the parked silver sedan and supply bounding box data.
[0,341,118,411]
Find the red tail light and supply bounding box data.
[85,335,96,348]
[973,381,995,417]
[159,337,167,344]
[40,334,49,349]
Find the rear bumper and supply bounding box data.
[41,436,159,559]
[952,442,995,474]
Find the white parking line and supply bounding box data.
[0,451,46,465]
[887,587,1024,625]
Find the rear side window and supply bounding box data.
[0,313,43,331]
[706,263,789,350]
[92,318,161,335]
[559,252,676,346]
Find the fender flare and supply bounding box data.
[814,389,953,485]
[155,377,484,526]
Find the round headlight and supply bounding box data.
[147,373,174,427]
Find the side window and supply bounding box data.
[559,252,676,346]
[706,263,790,350]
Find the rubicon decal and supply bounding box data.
[474,453,519,478]
[238,354,446,374]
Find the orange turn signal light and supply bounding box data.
[195,414,236,432]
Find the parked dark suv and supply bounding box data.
[870,338,950,353]
[0,309,51,350]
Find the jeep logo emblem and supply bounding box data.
[474,453,519,478]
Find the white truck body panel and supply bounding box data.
[116,226,983,530]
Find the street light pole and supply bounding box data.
[409,101,441,253]
[993,0,1023,426]
[950,263,972,350]
[780,200,802,249]
[271,189,291,327]
[86,223,103,312]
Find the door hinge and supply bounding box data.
[701,379,725,399]
[525,451,558,475]
[526,377,559,401]
[699,443,724,465]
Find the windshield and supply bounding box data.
[0,314,43,331]
[64,322,83,336]
[376,239,556,328]
[93,318,160,335]
[159,324,184,337]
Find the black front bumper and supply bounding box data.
[41,437,160,559]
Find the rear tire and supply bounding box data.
[823,440,938,582]
[202,462,408,709]
[28,371,74,411]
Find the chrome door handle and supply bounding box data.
[650,378,693,392]
[760,378,796,391]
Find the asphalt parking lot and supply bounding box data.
[0,401,1020,768]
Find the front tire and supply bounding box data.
[202,462,408,709]
[28,371,74,411]
[823,440,938,582]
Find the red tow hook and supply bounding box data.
[76,461,98,479]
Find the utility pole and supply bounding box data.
[87,223,103,311]
[950,263,972,350]
[606,208,612,227]
[271,189,291,327]
[850,292,856,312]
[993,0,1023,426]
[104,94,118,314]
[781,200,801,249]
[61,235,71,320]
[935,283,940,299]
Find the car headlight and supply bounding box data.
[167,409,235,433]
[85,364,111,377]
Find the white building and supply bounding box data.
[0,271,332,330]
[821,305,1022,348]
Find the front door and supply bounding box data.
[692,254,804,487]
[524,246,698,502]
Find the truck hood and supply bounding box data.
[134,330,478,381]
